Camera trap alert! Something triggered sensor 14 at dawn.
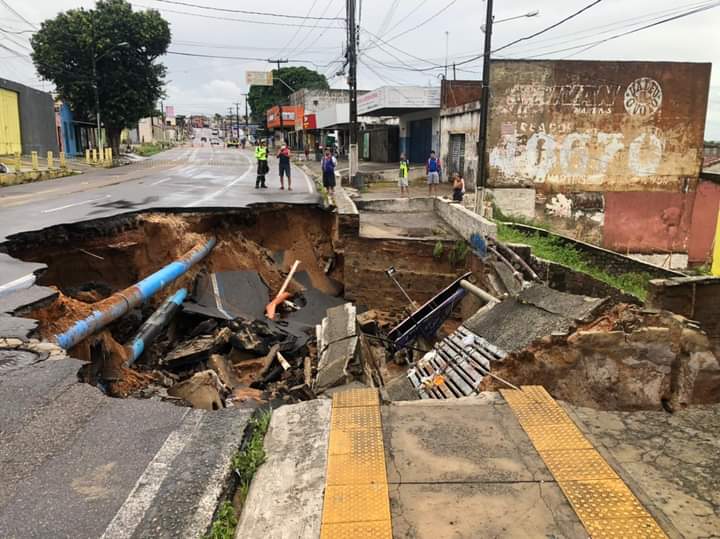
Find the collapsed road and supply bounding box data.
[1,147,719,537]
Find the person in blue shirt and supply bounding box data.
[426,150,441,196]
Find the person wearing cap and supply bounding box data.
[277,142,292,191]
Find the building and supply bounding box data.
[439,80,484,189]
[0,77,58,156]
[486,59,713,269]
[358,86,440,163]
[138,116,165,143]
[266,105,304,145]
[55,101,100,156]
[288,89,359,151]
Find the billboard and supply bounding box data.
[246,71,273,86]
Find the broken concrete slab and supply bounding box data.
[185,271,269,321]
[168,370,226,410]
[0,285,57,315]
[314,303,359,392]
[237,400,331,539]
[162,328,231,370]
[0,314,37,340]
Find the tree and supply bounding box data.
[248,66,329,125]
[31,0,170,155]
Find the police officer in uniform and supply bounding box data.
[255,140,268,188]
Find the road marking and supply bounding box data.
[150,177,172,186]
[299,166,315,193]
[100,410,203,539]
[41,195,111,214]
[185,154,252,207]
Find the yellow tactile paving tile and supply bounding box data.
[320,520,393,539]
[321,388,392,539]
[330,405,382,431]
[540,449,619,482]
[332,388,381,408]
[326,451,387,486]
[328,427,384,456]
[503,385,668,539]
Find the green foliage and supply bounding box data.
[203,411,271,539]
[31,0,171,151]
[433,241,444,260]
[248,67,329,125]
[135,142,170,156]
[204,501,238,539]
[232,411,272,505]
[497,224,652,299]
[448,240,469,267]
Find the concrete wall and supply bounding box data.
[441,80,483,108]
[0,78,58,155]
[688,180,720,264]
[434,198,497,241]
[487,60,710,191]
[483,60,711,263]
[440,101,481,189]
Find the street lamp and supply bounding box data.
[91,41,129,154]
[481,10,539,32]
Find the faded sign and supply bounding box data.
[487,61,710,192]
[246,71,273,86]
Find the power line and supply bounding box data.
[378,0,459,47]
[133,3,344,30]
[363,0,432,51]
[0,23,32,34]
[276,0,321,58]
[145,0,345,20]
[291,4,345,58]
[507,1,720,60]
[166,50,339,68]
[172,40,328,53]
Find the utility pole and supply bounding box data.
[227,107,233,140]
[268,58,289,145]
[444,31,449,80]
[475,0,494,216]
[346,0,358,186]
[242,93,249,143]
[233,102,242,142]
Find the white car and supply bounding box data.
[210,138,221,146]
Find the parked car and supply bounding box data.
[200,136,207,142]
[226,138,239,148]
[210,138,221,146]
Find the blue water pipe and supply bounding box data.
[126,288,187,365]
[55,237,216,349]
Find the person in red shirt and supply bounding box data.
[277,143,292,191]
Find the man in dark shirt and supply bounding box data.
[277,143,292,191]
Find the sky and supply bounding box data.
[2,0,719,139]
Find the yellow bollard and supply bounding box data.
[14,152,21,173]
[107,148,113,164]
[60,152,67,169]
[47,151,54,169]
[31,151,39,171]
[86,149,91,164]
[92,149,98,163]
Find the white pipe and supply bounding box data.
[460,279,499,304]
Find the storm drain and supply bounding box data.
[407,326,506,399]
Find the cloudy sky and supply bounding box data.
[2,0,719,138]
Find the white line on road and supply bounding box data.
[185,154,253,207]
[100,410,203,539]
[299,166,315,193]
[41,195,112,214]
[150,177,172,186]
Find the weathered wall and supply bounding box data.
[487,60,710,192]
[441,80,483,108]
[688,180,720,264]
[0,77,58,155]
[440,101,481,187]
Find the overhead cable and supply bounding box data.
[145,0,345,20]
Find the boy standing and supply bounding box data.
[451,172,465,202]
[398,152,410,197]
[426,150,441,196]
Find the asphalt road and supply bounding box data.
[0,144,320,289]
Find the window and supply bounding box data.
[449,134,466,176]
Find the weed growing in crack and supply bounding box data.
[433,241,444,260]
[203,410,272,539]
[204,501,238,539]
[497,223,652,300]
[448,240,469,267]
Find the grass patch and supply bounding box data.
[135,142,171,157]
[203,410,272,539]
[497,223,652,300]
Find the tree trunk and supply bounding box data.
[107,126,122,158]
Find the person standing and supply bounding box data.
[398,152,410,197]
[451,172,465,202]
[321,149,337,195]
[426,150,441,196]
[255,139,268,189]
[277,143,292,191]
